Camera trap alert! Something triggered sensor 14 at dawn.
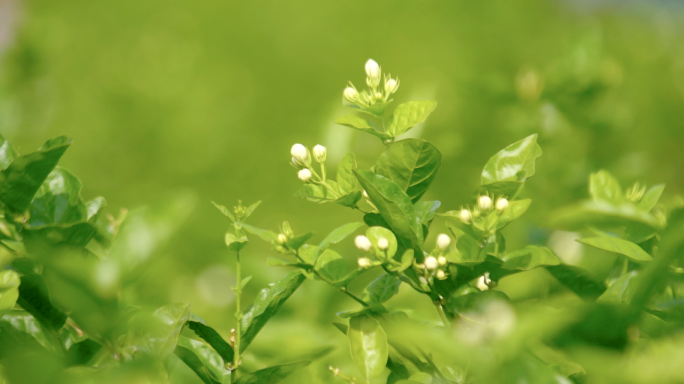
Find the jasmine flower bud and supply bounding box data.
[436,233,451,250]
[365,59,381,79]
[384,77,399,94]
[478,195,492,211]
[291,143,309,164]
[425,256,438,270]
[496,197,509,212]
[436,270,447,280]
[476,272,491,290]
[277,234,287,244]
[355,235,372,252]
[298,168,312,182]
[313,145,327,163]
[460,209,472,224]
[438,256,447,266]
[362,190,369,199]
[343,86,359,103]
[377,237,389,250]
[357,257,372,268]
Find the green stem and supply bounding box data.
[294,251,370,307]
[231,249,242,384]
[427,279,450,327]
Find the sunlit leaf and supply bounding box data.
[0,270,20,313]
[0,133,18,171]
[348,315,389,380]
[334,115,391,141]
[375,139,442,202]
[314,222,364,264]
[578,237,652,262]
[362,274,401,305]
[589,170,625,205]
[188,321,235,364]
[385,101,438,137]
[177,336,231,383]
[496,199,532,230]
[638,184,665,212]
[598,271,638,305]
[315,249,350,283]
[481,134,542,185]
[337,152,360,195]
[174,345,222,384]
[294,184,337,203]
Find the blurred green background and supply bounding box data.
[1,0,684,381]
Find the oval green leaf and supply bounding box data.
[347,315,389,380]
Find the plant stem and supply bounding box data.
[231,249,242,384]
[427,279,450,328]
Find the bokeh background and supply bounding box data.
[1,0,684,381]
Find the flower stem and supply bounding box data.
[231,249,242,384]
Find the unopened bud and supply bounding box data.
[343,86,359,102]
[377,237,389,250]
[460,209,472,224]
[496,197,509,212]
[362,190,369,199]
[313,145,327,163]
[357,257,372,268]
[436,270,447,280]
[277,234,287,244]
[438,256,447,266]
[425,256,438,270]
[291,143,309,163]
[365,59,381,79]
[436,233,451,250]
[298,169,312,182]
[478,195,492,211]
[355,235,372,252]
[384,77,399,94]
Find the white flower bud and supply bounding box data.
[425,256,438,270]
[478,195,493,211]
[343,86,359,102]
[384,77,399,94]
[365,59,381,79]
[436,270,447,280]
[355,235,372,252]
[436,233,451,250]
[496,197,509,212]
[362,190,369,199]
[476,272,491,291]
[291,143,309,163]
[377,237,389,250]
[297,168,312,182]
[313,145,327,163]
[357,257,372,268]
[460,209,472,224]
[277,234,287,244]
[438,256,447,266]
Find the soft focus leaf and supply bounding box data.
[546,265,607,300]
[65,339,101,366]
[177,336,230,383]
[334,115,391,141]
[375,139,442,202]
[0,310,56,351]
[385,101,438,137]
[0,136,72,213]
[174,345,222,384]
[235,360,311,384]
[188,321,235,364]
[490,246,560,280]
[241,271,306,351]
[589,170,626,205]
[0,270,20,313]
[212,201,236,222]
[27,167,87,227]
[481,134,542,185]
[638,185,665,212]
[414,200,441,227]
[16,274,67,331]
[0,133,18,170]
[551,200,662,232]
[362,274,401,305]
[315,249,350,283]
[293,184,337,203]
[355,170,423,251]
[496,199,532,230]
[598,271,639,305]
[337,152,360,195]
[314,222,364,263]
[578,237,652,262]
[242,223,279,243]
[474,181,524,200]
[348,315,389,380]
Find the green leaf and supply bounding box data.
[0,133,18,170]
[334,191,363,208]
[294,184,337,203]
[589,170,625,205]
[315,249,350,283]
[474,181,524,200]
[414,200,441,227]
[187,321,235,364]
[240,276,253,290]
[546,265,606,300]
[334,115,391,141]
[337,153,360,195]
[242,223,279,243]
[362,274,401,305]
[578,237,652,262]
[638,184,665,212]
[597,271,639,305]
[0,310,56,351]
[496,199,532,230]
[355,170,423,252]
[551,200,662,232]
[314,222,364,264]
[65,339,101,366]
[241,271,306,351]
[385,101,438,137]
[27,167,87,226]
[286,232,314,251]
[235,361,311,384]
[445,226,485,266]
[243,201,262,219]
[447,290,510,315]
[85,196,107,221]
[0,270,20,313]
[374,139,442,203]
[0,136,72,213]
[16,274,67,331]
[177,336,231,383]
[481,134,542,185]
[490,246,560,280]
[151,302,190,357]
[212,201,236,222]
[366,226,398,260]
[348,315,389,381]
[174,345,222,384]
[225,232,249,252]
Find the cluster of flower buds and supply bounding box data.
[476,272,493,291]
[414,233,452,281]
[354,234,393,268]
[458,194,510,225]
[273,221,295,253]
[626,182,647,203]
[343,59,400,107]
[290,143,328,183]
